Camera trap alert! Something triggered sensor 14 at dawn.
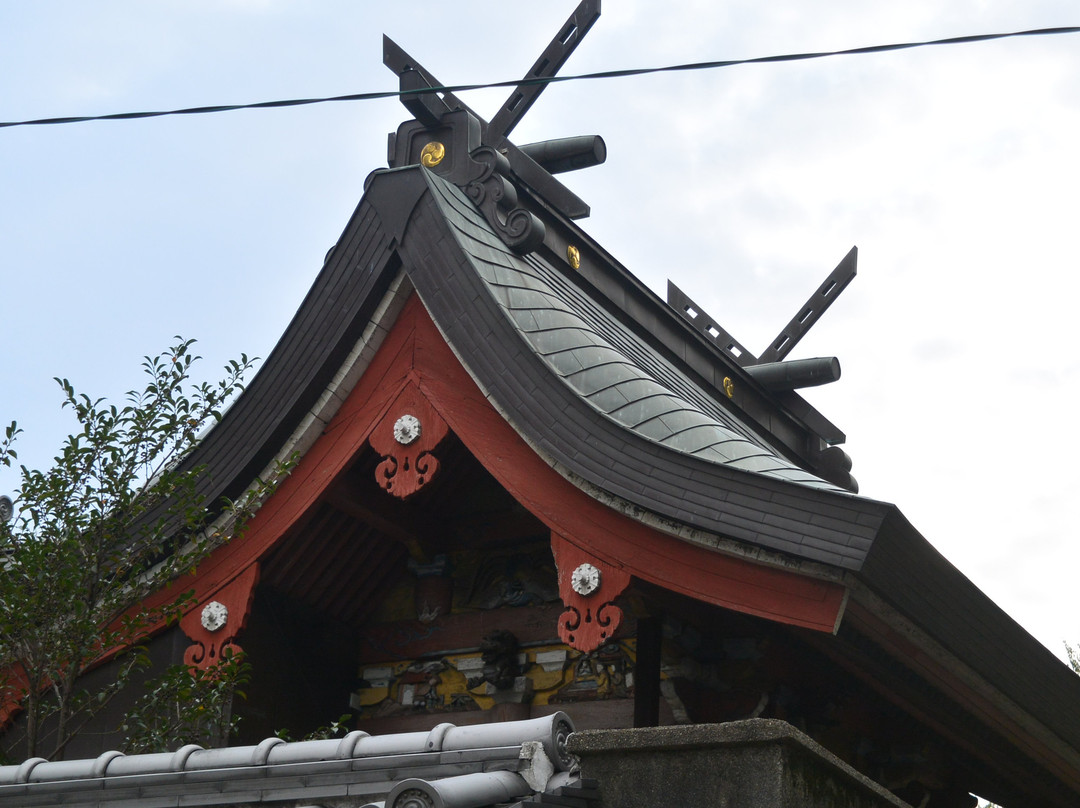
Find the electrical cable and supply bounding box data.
[2,25,1078,130]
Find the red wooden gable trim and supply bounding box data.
[139,293,845,650]
[130,303,421,645]
[179,565,259,670]
[551,532,632,651]
[368,381,450,499]
[404,298,846,634]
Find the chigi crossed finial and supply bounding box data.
[383,0,606,237]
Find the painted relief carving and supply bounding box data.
[477,629,522,691]
[180,565,258,670]
[350,544,637,720]
[550,532,630,652]
[350,639,637,720]
[409,554,453,623]
[462,547,559,610]
[369,383,449,499]
[360,544,561,661]
[548,641,634,703]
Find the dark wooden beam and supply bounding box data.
[758,246,858,364]
[668,280,757,366]
[382,10,599,221]
[382,34,487,130]
[357,602,569,663]
[398,68,451,128]
[488,0,602,141]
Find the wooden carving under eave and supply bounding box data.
[368,381,449,499]
[551,532,631,652]
[180,565,259,670]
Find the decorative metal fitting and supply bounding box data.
[570,563,601,596]
[393,414,422,445]
[723,377,735,399]
[420,141,446,167]
[567,244,581,270]
[200,601,229,632]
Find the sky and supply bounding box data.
[2,1,1079,662]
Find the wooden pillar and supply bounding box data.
[634,615,662,727]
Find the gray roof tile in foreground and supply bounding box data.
[0,714,578,808]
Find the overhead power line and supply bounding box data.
[2,25,1078,130]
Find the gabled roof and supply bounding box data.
[159,160,892,572]
[132,152,1080,800]
[23,48,1068,798]
[425,171,836,489]
[385,166,884,571]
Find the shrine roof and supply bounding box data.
[424,171,839,491]
[126,154,1080,794]
[374,165,884,570]
[164,159,886,574]
[271,162,1080,774]
[0,713,589,808]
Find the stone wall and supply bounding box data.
[567,719,911,808]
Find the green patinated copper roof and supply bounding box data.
[427,175,838,491]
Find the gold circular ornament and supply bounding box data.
[420,141,445,167]
[567,245,581,270]
[723,377,735,399]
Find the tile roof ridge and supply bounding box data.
[0,713,575,801]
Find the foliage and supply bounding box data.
[274,713,354,743]
[0,339,274,760]
[119,649,251,754]
[1066,642,1080,675]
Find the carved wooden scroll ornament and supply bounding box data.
[551,532,630,653]
[369,382,449,499]
[180,564,259,670]
[462,146,545,254]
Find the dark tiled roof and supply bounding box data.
[427,175,837,491]
[0,713,584,808]
[96,159,1080,797]
[386,167,887,570]
[379,166,1080,778]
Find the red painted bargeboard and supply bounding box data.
[144,294,846,635]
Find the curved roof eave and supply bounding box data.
[158,164,1080,778]
[365,166,891,572]
[168,164,887,575]
[857,508,1080,759]
[375,168,1080,771]
[164,187,402,519]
